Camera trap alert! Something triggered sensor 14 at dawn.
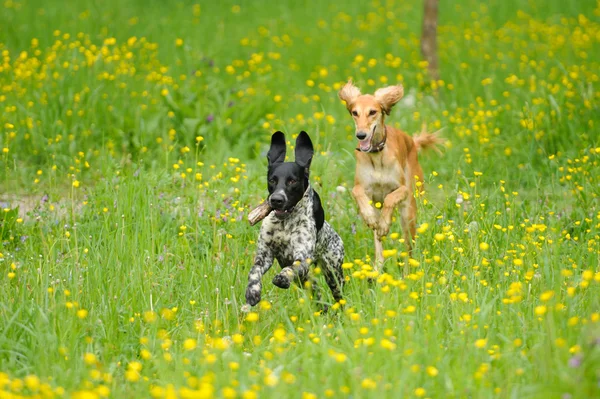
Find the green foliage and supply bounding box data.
[0,0,599,398]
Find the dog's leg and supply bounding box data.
[374,231,384,271]
[323,264,344,303]
[377,185,410,238]
[272,254,313,290]
[326,231,345,302]
[300,273,322,304]
[245,243,274,306]
[352,184,378,230]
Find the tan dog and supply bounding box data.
[338,80,443,271]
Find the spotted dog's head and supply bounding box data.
[266,131,313,219]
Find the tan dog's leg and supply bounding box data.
[374,231,384,271]
[377,185,410,238]
[352,184,378,230]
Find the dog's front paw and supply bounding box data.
[361,207,379,230]
[245,283,262,306]
[376,219,391,238]
[272,267,293,289]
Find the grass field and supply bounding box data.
[1,0,600,397]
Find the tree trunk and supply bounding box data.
[421,0,440,81]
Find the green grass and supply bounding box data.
[1,0,599,397]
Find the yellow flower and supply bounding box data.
[150,386,165,398]
[242,391,257,399]
[246,312,259,322]
[479,242,489,251]
[361,378,376,389]
[96,385,110,397]
[205,354,217,364]
[72,180,80,188]
[264,373,278,387]
[382,249,397,258]
[513,259,524,266]
[183,338,197,351]
[222,387,237,399]
[474,338,487,348]
[77,309,88,319]
[232,334,244,344]
[426,366,439,377]
[540,290,554,301]
[415,387,426,397]
[534,305,547,316]
[128,361,142,372]
[143,311,157,323]
[160,308,175,321]
[24,375,40,391]
[380,339,396,350]
[175,38,184,47]
[83,352,97,365]
[125,369,140,382]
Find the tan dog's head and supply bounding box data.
[338,80,404,152]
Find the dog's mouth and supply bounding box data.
[358,125,377,152]
[273,207,294,219]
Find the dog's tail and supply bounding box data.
[413,124,446,155]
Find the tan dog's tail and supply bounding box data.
[413,124,446,155]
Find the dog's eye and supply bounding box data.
[351,110,358,117]
[268,178,276,185]
[368,109,377,116]
[287,179,296,186]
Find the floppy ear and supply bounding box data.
[374,84,404,115]
[294,131,314,170]
[338,80,361,110]
[267,131,286,167]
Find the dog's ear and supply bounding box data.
[295,131,314,170]
[338,80,361,110]
[267,131,286,167]
[374,84,404,115]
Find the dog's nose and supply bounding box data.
[356,132,367,140]
[270,194,285,208]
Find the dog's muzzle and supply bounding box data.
[269,192,293,218]
[269,192,286,208]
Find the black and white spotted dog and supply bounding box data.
[245,131,344,307]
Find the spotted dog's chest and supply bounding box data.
[260,200,317,268]
[356,154,403,203]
